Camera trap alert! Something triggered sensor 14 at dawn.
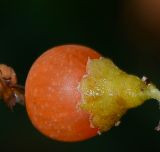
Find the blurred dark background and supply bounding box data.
[0,0,160,152]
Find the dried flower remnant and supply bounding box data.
[0,64,25,110]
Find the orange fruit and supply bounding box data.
[25,44,101,142]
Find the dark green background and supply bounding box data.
[0,0,160,152]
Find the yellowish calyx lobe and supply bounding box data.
[80,57,160,132]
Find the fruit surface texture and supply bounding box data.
[25,45,100,142]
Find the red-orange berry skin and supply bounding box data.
[25,45,101,142]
